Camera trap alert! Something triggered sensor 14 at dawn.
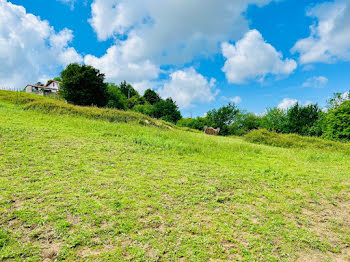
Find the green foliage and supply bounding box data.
[119,81,139,99]
[35,82,44,86]
[53,76,62,82]
[323,100,350,141]
[206,103,239,135]
[143,89,161,105]
[60,63,108,107]
[285,103,321,136]
[106,83,127,110]
[132,103,154,116]
[126,96,146,109]
[177,117,209,131]
[244,129,350,151]
[0,90,174,129]
[152,98,182,124]
[327,91,350,110]
[260,108,287,133]
[229,111,261,136]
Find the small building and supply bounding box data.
[25,81,61,96]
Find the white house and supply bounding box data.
[25,80,61,96]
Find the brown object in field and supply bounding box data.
[204,126,220,136]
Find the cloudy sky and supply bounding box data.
[1,0,350,116]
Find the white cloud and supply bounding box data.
[132,80,157,95]
[0,0,82,89]
[277,98,298,110]
[222,30,297,84]
[222,96,242,104]
[292,0,350,64]
[84,45,159,84]
[277,98,315,110]
[302,76,328,88]
[157,68,218,109]
[231,96,242,104]
[88,0,275,66]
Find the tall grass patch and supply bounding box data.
[244,129,350,152]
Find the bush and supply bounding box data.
[133,104,154,116]
[323,100,350,141]
[177,117,208,131]
[244,129,350,151]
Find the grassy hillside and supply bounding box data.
[0,92,349,261]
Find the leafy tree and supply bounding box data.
[119,81,139,99]
[60,63,108,107]
[143,89,161,105]
[35,82,44,86]
[206,103,239,135]
[126,96,147,109]
[285,103,321,136]
[53,77,62,82]
[260,108,287,133]
[106,83,127,110]
[229,111,261,136]
[152,98,182,124]
[323,100,350,141]
[327,91,350,110]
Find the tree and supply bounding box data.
[323,100,350,141]
[119,81,139,99]
[260,108,287,133]
[285,103,321,136]
[327,91,350,110]
[53,76,62,82]
[206,103,239,135]
[106,83,127,110]
[152,98,182,124]
[35,82,44,86]
[60,63,108,107]
[230,111,261,136]
[143,89,161,105]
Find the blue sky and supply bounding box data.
[2,0,350,117]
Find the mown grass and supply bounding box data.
[0,93,349,261]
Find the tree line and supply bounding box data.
[57,63,349,142]
[59,63,182,124]
[178,93,350,142]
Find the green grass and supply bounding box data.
[0,92,349,261]
[244,129,350,152]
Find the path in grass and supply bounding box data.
[0,101,349,261]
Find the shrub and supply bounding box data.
[323,100,350,141]
[133,104,154,116]
[177,117,208,131]
[244,129,350,152]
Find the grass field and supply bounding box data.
[0,91,349,261]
